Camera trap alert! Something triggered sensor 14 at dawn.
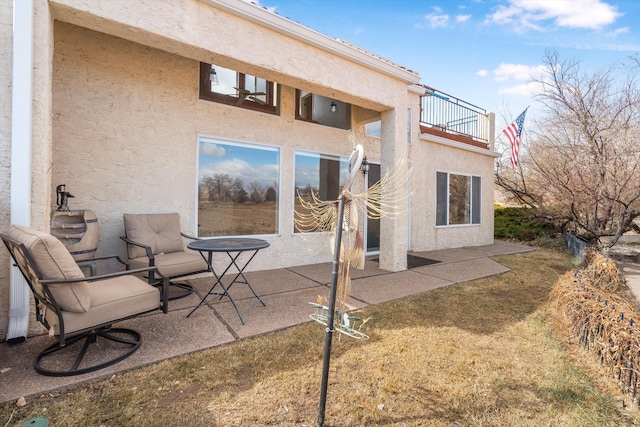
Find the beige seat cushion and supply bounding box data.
[8,225,90,313]
[129,251,208,278]
[123,213,184,259]
[45,275,160,336]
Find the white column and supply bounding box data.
[7,0,34,341]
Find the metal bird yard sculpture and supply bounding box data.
[295,135,409,427]
[296,136,408,340]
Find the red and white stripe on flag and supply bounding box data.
[502,108,528,168]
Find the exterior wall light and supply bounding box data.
[360,156,369,175]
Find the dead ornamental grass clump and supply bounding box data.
[552,250,640,405]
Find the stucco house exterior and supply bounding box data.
[0,0,499,341]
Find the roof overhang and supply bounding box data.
[204,0,421,85]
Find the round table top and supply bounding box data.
[187,237,270,252]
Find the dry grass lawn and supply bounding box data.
[2,246,640,426]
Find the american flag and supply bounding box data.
[502,108,528,168]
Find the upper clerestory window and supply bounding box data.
[199,62,279,115]
[295,89,351,130]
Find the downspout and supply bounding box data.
[7,0,34,342]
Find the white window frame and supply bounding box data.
[197,136,281,237]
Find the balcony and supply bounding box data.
[420,87,490,148]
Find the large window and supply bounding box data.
[198,137,279,237]
[436,172,481,226]
[199,62,279,114]
[294,150,350,232]
[295,90,351,130]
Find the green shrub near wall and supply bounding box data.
[494,206,555,241]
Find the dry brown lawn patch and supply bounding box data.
[2,247,640,426]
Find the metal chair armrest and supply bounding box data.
[120,236,155,261]
[180,232,201,241]
[41,266,165,284]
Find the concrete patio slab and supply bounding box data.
[188,267,325,302]
[350,270,454,305]
[412,241,534,264]
[213,286,366,339]
[411,257,510,283]
[0,240,535,405]
[288,260,390,285]
[0,307,234,404]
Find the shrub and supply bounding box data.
[494,206,555,241]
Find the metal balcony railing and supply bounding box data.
[420,87,489,144]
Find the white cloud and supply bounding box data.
[476,69,489,77]
[456,14,471,23]
[497,81,541,96]
[199,158,277,188]
[492,62,547,96]
[199,142,227,157]
[493,63,546,82]
[487,0,621,31]
[424,12,450,28]
[605,26,629,38]
[487,4,526,27]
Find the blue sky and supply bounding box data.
[199,138,279,188]
[252,0,640,126]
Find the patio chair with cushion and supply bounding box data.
[1,224,168,376]
[121,213,208,300]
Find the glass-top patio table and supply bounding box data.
[186,237,270,324]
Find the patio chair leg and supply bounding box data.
[34,328,142,377]
[151,280,193,301]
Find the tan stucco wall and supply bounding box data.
[49,0,406,113]
[32,1,55,232]
[52,22,397,273]
[1,1,55,340]
[1,0,497,340]
[0,0,13,340]
[409,135,496,251]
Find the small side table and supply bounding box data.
[186,237,270,324]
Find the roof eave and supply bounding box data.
[203,0,421,85]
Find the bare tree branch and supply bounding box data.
[496,50,640,247]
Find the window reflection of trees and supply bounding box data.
[449,174,471,225]
[201,174,277,205]
[198,140,279,237]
